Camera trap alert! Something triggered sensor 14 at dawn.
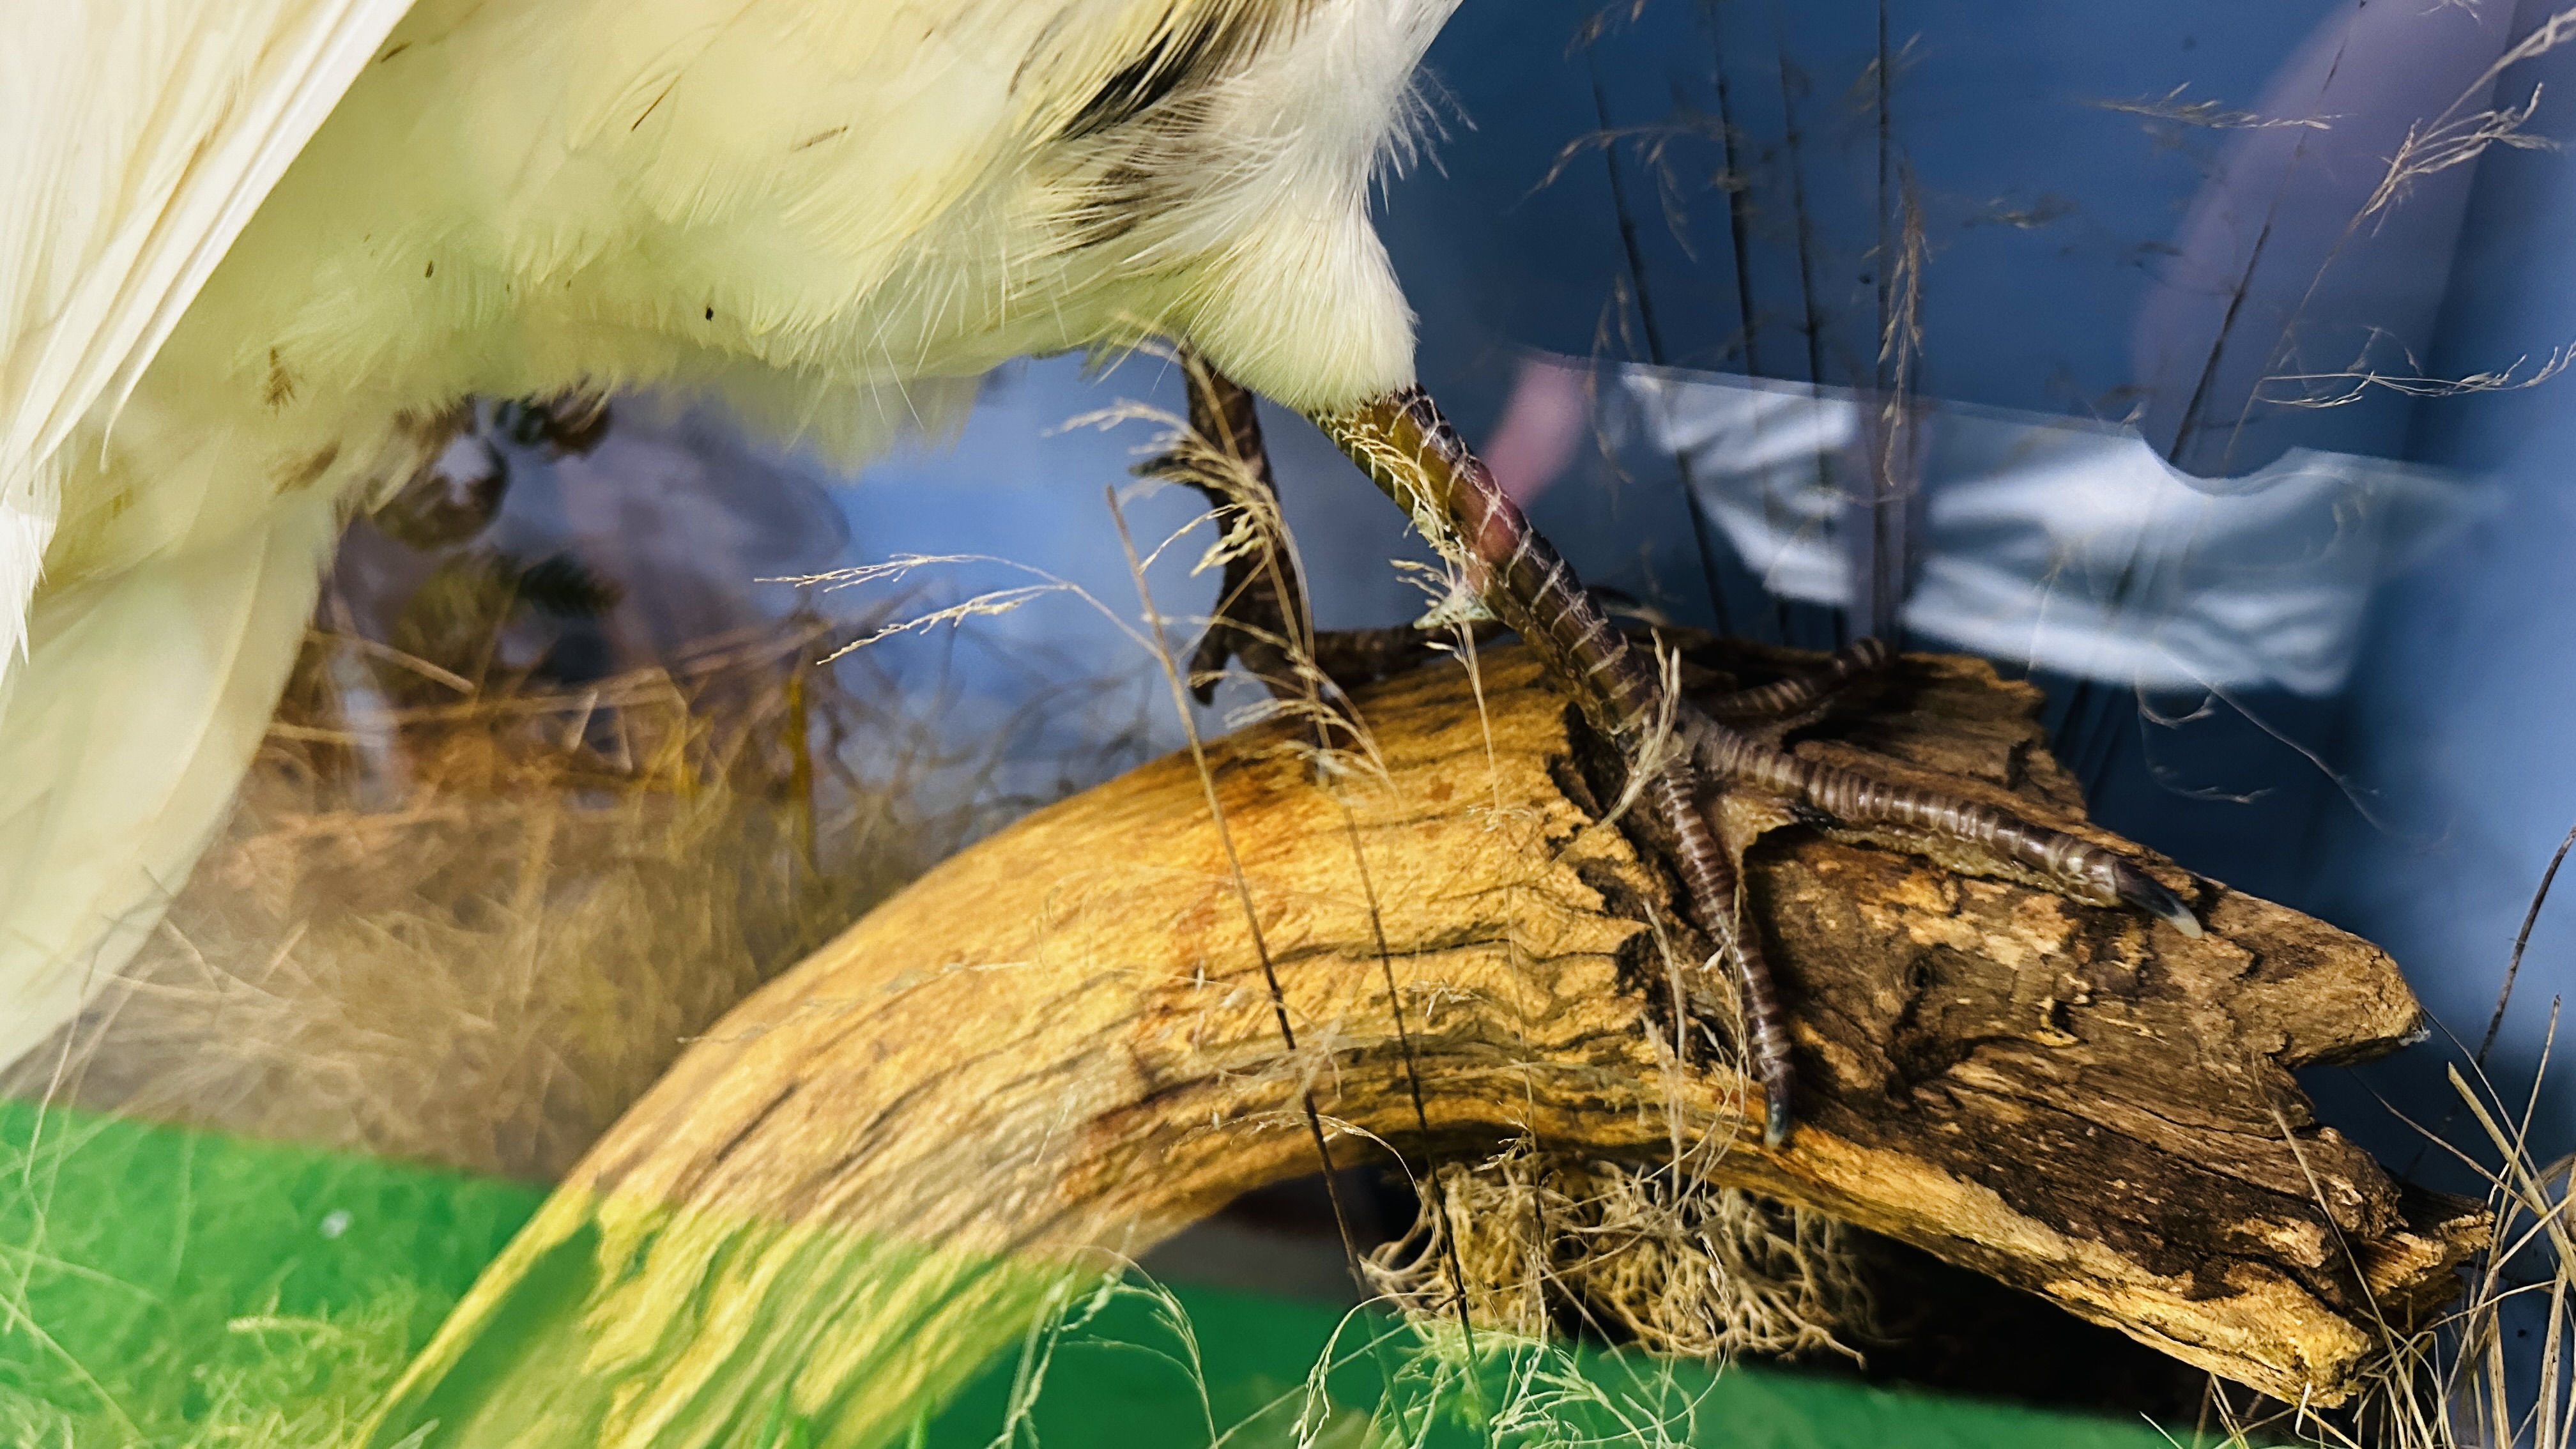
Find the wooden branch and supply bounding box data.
[364,644,2479,1448]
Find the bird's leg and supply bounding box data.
[1313,387,1798,1141]
[1160,356,1309,704]
[1310,387,2200,1149]
[1165,356,1497,703]
[1703,637,1896,722]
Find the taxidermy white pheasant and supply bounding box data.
[0,0,2194,1144]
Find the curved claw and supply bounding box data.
[1763,1087,1794,1150]
[2112,861,2202,939]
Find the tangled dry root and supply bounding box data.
[1364,1144,1869,1362]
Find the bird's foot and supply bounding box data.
[1675,640,2200,937]
[1142,350,1318,705]
[1638,640,2201,1144]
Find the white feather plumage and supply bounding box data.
[0,0,414,679]
[0,0,1454,1067]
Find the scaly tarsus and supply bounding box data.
[1317,387,1801,1149]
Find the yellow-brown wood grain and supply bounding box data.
[371,643,2479,1446]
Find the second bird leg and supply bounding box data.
[1169,357,1500,704]
[1310,386,2200,1149]
[1165,356,1311,705]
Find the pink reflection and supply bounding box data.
[1480,355,1591,503]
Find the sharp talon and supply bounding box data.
[2113,861,2202,939]
[1763,1091,1794,1150]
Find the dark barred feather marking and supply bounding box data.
[1046,2,1322,251]
[1066,6,1255,138]
[1057,1,1305,140]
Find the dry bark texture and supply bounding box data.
[373,642,2480,1443]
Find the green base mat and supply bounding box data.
[0,1098,2179,1447]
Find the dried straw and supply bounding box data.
[2,615,987,1180]
[1364,1142,1868,1363]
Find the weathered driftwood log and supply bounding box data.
[364,643,2478,1448]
